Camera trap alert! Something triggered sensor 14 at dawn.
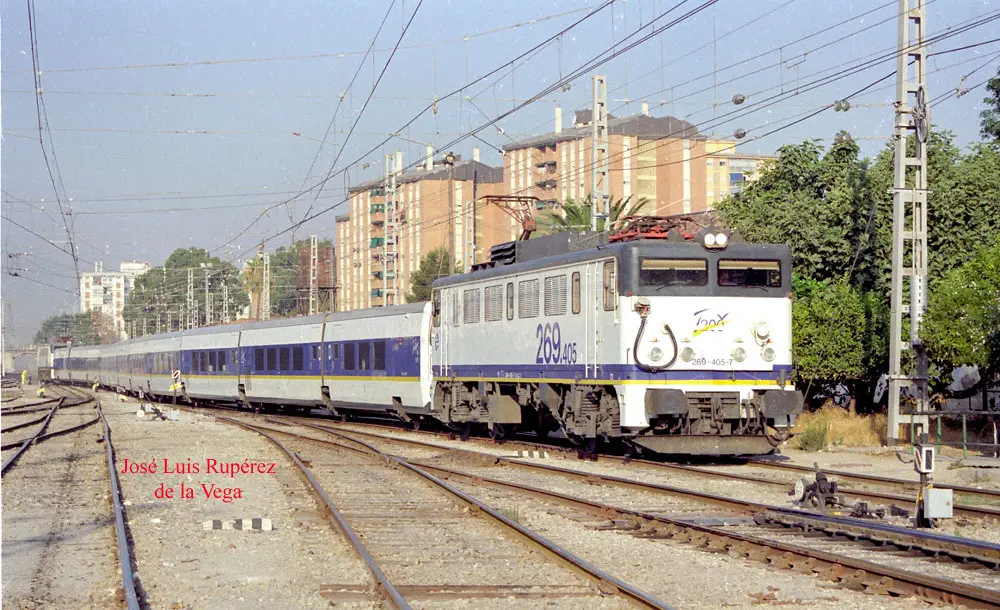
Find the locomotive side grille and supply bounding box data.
[543,275,567,316]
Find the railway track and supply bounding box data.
[301,417,1000,521]
[1,389,99,475]
[98,401,142,610]
[1,392,134,608]
[276,418,1000,609]
[222,414,673,609]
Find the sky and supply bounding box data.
[2,0,998,344]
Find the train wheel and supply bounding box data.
[458,423,472,442]
[488,423,506,442]
[577,437,598,460]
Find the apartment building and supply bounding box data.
[336,152,505,312]
[505,107,772,215]
[79,261,151,337]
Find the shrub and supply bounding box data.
[796,421,829,452]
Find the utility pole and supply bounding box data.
[186,269,195,329]
[166,310,172,333]
[156,312,161,334]
[887,0,931,444]
[444,152,457,268]
[261,252,271,321]
[382,152,400,306]
[309,235,319,314]
[222,283,231,323]
[590,74,609,232]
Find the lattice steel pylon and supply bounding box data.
[261,251,271,321]
[887,0,931,443]
[309,235,318,315]
[590,74,609,231]
[186,269,195,329]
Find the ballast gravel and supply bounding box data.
[102,393,378,609]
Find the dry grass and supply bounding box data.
[791,406,887,450]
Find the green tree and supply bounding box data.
[241,239,334,318]
[124,247,248,333]
[922,239,1000,379]
[34,310,117,345]
[406,247,462,303]
[981,67,1000,142]
[716,136,872,285]
[537,195,650,235]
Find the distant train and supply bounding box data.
[53,221,802,455]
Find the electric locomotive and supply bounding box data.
[429,218,803,455]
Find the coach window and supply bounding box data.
[717,260,781,288]
[463,288,481,324]
[373,341,386,371]
[506,282,515,320]
[293,346,304,371]
[193,353,200,372]
[344,343,356,371]
[602,261,616,311]
[209,351,217,372]
[219,351,227,372]
[518,279,539,318]
[571,272,581,314]
[358,342,371,371]
[279,347,290,371]
[334,344,341,360]
[432,290,441,327]
[255,348,264,371]
[267,347,277,371]
[311,345,320,362]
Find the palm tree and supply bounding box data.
[536,195,650,235]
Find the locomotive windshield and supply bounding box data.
[718,260,782,287]
[639,258,708,288]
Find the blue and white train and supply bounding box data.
[52,223,803,455]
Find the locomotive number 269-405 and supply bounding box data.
[535,322,578,365]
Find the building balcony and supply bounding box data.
[370,237,385,248]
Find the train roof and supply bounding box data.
[53,302,428,351]
[432,233,791,289]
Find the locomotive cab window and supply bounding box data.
[602,261,617,311]
[640,258,708,288]
[718,260,782,287]
[571,272,581,314]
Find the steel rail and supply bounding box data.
[749,458,1000,503]
[310,423,1000,571]
[99,401,142,610]
[1,398,64,476]
[0,396,61,412]
[257,418,674,609]
[1,417,101,450]
[1,412,49,433]
[218,417,411,610]
[312,420,1000,521]
[408,460,1000,609]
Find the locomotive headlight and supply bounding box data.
[754,321,770,340]
[732,347,747,362]
[762,346,776,362]
[649,347,664,362]
[715,232,728,247]
[704,233,717,247]
[680,347,696,362]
